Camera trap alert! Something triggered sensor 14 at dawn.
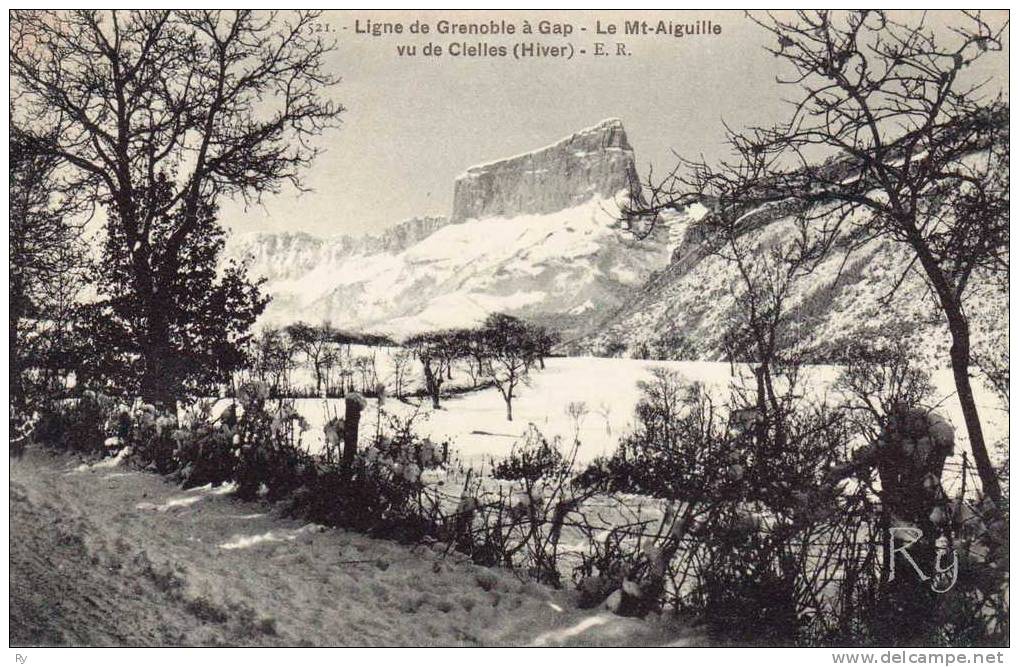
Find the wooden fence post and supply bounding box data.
[342,393,364,477]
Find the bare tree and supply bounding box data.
[252,327,296,398]
[10,10,344,405]
[352,354,378,394]
[390,348,413,400]
[625,10,1008,503]
[319,347,340,397]
[286,321,334,395]
[525,322,560,370]
[480,313,536,422]
[449,327,488,388]
[406,332,455,409]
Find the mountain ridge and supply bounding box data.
[226,119,668,338]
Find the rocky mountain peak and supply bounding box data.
[450,118,639,222]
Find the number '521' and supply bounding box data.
[310,22,335,33]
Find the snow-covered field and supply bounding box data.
[266,355,1007,489]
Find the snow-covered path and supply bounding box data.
[9,448,706,647]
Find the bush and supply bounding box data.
[171,404,240,489]
[492,425,569,483]
[572,525,669,617]
[231,387,313,502]
[465,427,593,587]
[573,368,869,640]
[293,410,451,539]
[124,403,179,474]
[32,391,117,454]
[10,401,42,458]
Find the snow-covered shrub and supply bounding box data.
[644,330,699,361]
[294,409,450,537]
[171,404,240,489]
[126,403,180,473]
[492,425,569,483]
[9,402,40,458]
[460,427,595,587]
[322,416,343,464]
[573,524,667,617]
[602,341,628,358]
[231,382,313,501]
[162,385,314,497]
[573,368,866,641]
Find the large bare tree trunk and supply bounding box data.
[917,247,1002,506]
[140,305,175,408]
[947,313,1001,504]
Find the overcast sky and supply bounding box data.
[221,10,1009,239]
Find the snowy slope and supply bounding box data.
[578,201,1007,367]
[230,197,672,339]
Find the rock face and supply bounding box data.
[368,216,449,254]
[233,216,450,283]
[451,118,639,222]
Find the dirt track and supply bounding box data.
[10,448,704,647]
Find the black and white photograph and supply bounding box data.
[7,8,1011,653]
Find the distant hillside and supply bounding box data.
[573,194,1007,367]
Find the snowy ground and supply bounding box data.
[9,448,706,647]
[269,355,1007,489]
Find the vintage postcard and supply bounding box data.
[8,8,1009,656]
